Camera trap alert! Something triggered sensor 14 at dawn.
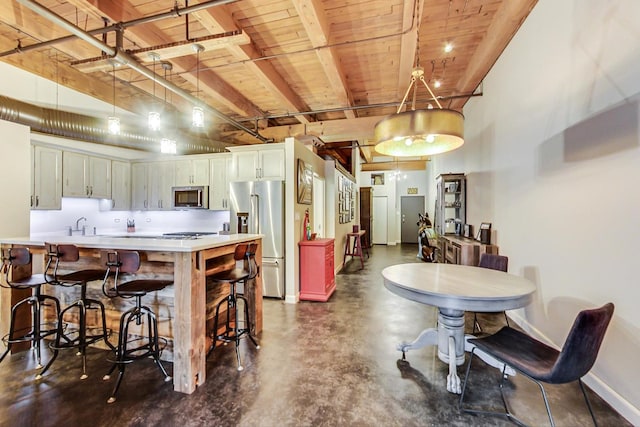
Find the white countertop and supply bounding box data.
[0,233,263,252]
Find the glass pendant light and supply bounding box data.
[148,53,161,131]
[107,63,120,135]
[192,44,205,128]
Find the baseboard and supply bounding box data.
[284,294,298,304]
[509,313,639,426]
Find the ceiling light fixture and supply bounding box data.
[107,63,120,135]
[148,52,161,131]
[161,137,177,154]
[192,44,205,128]
[374,21,463,157]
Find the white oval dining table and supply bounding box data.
[382,262,536,393]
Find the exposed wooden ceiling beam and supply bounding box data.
[0,31,144,114]
[293,0,355,119]
[192,7,312,124]
[221,115,382,145]
[397,0,423,103]
[361,160,427,171]
[67,0,264,119]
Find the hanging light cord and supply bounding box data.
[112,64,116,115]
[395,0,442,114]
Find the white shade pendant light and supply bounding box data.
[374,31,464,156]
[192,44,205,128]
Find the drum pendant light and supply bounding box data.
[374,22,463,157]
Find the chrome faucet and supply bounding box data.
[75,217,87,231]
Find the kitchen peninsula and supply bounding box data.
[0,233,263,394]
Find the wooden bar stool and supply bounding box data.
[100,250,172,403]
[0,247,60,369]
[38,243,113,380]
[208,243,260,371]
[343,229,368,269]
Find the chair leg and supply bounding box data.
[459,349,528,427]
[234,294,243,371]
[37,300,79,380]
[579,379,598,427]
[503,311,510,327]
[532,377,555,427]
[238,294,260,349]
[37,294,61,369]
[144,307,171,382]
[472,313,482,334]
[105,307,133,403]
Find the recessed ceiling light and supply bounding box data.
[444,43,453,53]
[434,80,441,88]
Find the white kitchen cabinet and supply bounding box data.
[209,154,231,210]
[131,161,174,210]
[110,161,131,211]
[32,145,62,210]
[62,152,111,199]
[229,145,285,181]
[174,158,210,186]
[148,161,175,210]
[131,163,148,210]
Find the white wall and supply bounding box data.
[359,169,430,244]
[0,120,30,237]
[428,0,640,423]
[30,198,230,236]
[0,62,136,119]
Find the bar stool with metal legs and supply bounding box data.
[38,243,113,380]
[0,247,60,369]
[101,250,172,404]
[208,243,260,371]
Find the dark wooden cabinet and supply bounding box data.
[359,187,373,248]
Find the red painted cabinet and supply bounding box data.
[299,238,335,301]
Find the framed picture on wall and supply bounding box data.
[297,159,313,204]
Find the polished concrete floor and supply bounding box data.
[0,244,630,426]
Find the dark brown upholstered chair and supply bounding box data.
[101,250,172,403]
[208,243,260,371]
[459,303,615,426]
[473,253,509,333]
[38,243,112,380]
[0,247,60,369]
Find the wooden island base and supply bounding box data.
[0,234,262,394]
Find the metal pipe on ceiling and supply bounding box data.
[0,0,236,58]
[14,0,270,143]
[236,93,483,122]
[0,94,227,154]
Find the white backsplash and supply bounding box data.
[30,198,230,236]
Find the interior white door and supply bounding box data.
[312,175,325,238]
[372,196,388,245]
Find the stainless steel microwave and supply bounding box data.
[172,186,209,209]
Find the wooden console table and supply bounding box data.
[437,235,498,265]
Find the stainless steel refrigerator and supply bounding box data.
[230,180,285,298]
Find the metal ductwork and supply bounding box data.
[15,0,271,144]
[0,94,229,154]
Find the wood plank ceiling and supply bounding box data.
[0,0,537,171]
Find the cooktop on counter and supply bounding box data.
[161,232,218,239]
